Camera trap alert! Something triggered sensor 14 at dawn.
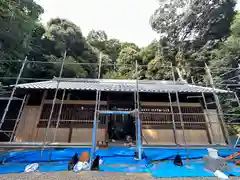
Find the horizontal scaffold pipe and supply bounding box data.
[97,110,137,115]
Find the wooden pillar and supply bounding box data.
[68,123,73,143]
[67,93,71,100]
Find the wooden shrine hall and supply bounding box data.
[10,78,228,146]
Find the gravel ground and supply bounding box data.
[0,172,239,180]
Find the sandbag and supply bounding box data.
[73,162,83,173]
[79,152,90,162]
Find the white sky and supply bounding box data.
[36,0,240,48]
[36,0,158,47]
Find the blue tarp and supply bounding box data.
[0,147,240,177]
[150,161,215,178]
[2,147,238,163]
[0,162,69,174]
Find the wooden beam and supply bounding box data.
[140,102,202,107]
[43,100,107,105]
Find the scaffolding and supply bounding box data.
[0,53,240,164]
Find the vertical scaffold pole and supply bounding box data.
[52,89,66,143]
[0,57,28,129]
[90,53,102,166]
[171,64,188,152]
[135,61,142,160]
[49,89,66,161]
[201,92,215,144]
[205,63,233,151]
[168,92,177,144]
[9,94,27,142]
[41,50,67,159]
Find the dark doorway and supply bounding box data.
[107,102,135,142]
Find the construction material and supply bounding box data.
[79,152,90,162]
[225,152,240,161]
[174,154,183,166]
[68,153,79,171]
[207,148,219,159]
[203,155,230,172]
[24,163,39,173]
[91,155,100,171]
[203,148,230,172]
[213,170,229,180]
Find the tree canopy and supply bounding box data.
[0,0,239,85]
[1,0,240,133]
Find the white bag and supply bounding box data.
[73,162,83,173]
[82,161,90,170]
[24,163,39,173]
[214,170,229,180]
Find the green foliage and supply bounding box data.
[0,0,43,59]
[150,0,236,82]
[1,0,240,135]
[0,0,239,89]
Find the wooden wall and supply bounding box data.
[15,99,226,145]
[15,106,40,142]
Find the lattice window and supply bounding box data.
[38,104,107,128]
[140,106,206,129]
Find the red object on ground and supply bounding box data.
[225,152,240,161]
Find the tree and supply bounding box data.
[87,30,108,52]
[146,55,172,80]
[0,0,44,84]
[121,42,140,52]
[210,12,240,86]
[151,0,236,46]
[105,39,121,63]
[150,0,236,82]
[44,18,86,57]
[0,0,44,59]
[208,12,240,135]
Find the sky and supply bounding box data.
[36,0,158,47]
[36,0,240,48]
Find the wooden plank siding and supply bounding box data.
[15,100,225,145]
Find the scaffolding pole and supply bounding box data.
[0,57,28,129]
[135,61,142,160]
[168,92,177,144]
[9,94,27,142]
[90,53,102,166]
[201,92,215,145]
[171,64,188,155]
[48,89,66,161]
[205,64,233,151]
[52,89,66,143]
[40,51,67,159]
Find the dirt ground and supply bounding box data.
[0,172,238,180]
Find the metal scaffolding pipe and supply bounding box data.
[135,61,142,160]
[90,53,102,167]
[41,51,67,158]
[52,89,66,143]
[168,92,177,144]
[205,63,233,151]
[9,94,27,142]
[0,57,28,129]
[98,110,132,115]
[201,92,215,145]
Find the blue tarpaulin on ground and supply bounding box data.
[0,147,240,177]
[2,147,238,163]
[0,161,69,174]
[100,164,149,173]
[150,161,215,178]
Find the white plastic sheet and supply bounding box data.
[24,163,39,173]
